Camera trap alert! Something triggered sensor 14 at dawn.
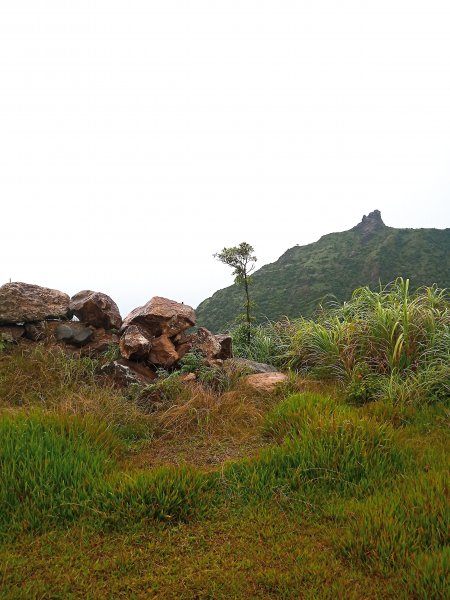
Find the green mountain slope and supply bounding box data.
[196,210,450,332]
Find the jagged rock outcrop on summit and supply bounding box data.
[352,209,386,238]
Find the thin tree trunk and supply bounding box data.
[244,274,251,345]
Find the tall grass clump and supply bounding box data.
[231,319,295,367]
[223,393,409,501]
[100,467,214,527]
[240,279,449,406]
[0,410,120,536]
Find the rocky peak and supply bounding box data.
[353,210,386,237]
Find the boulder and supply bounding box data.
[55,323,94,347]
[70,290,122,330]
[189,327,222,359]
[176,340,193,361]
[101,359,156,386]
[148,334,179,368]
[215,334,233,359]
[173,329,232,361]
[121,296,195,338]
[243,372,288,393]
[0,325,25,343]
[119,325,151,360]
[0,282,70,324]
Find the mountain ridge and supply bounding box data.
[196,211,450,332]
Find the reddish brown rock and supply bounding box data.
[176,341,193,361]
[173,329,231,361]
[119,325,151,360]
[0,282,70,324]
[0,325,25,343]
[243,372,288,393]
[148,334,179,368]
[189,327,222,359]
[121,296,195,338]
[180,372,196,383]
[215,334,233,359]
[70,290,122,330]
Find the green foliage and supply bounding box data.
[405,547,450,599]
[197,219,450,332]
[178,349,205,373]
[214,242,257,286]
[0,410,214,538]
[214,242,257,341]
[0,304,448,597]
[231,279,449,406]
[345,364,383,405]
[231,319,293,366]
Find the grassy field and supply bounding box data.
[1,282,448,598]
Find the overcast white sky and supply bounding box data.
[1,1,449,316]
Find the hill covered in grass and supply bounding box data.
[196,210,450,332]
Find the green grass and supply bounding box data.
[231,279,450,407]
[0,411,120,536]
[223,393,410,502]
[0,333,449,598]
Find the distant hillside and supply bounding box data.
[196,210,450,332]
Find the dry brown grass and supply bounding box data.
[0,343,340,471]
[0,344,155,441]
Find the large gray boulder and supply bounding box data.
[70,290,122,330]
[55,323,94,347]
[0,282,70,324]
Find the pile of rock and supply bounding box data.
[0,282,232,385]
[0,283,121,354]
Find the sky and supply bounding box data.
[1,1,449,317]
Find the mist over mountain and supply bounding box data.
[196,211,450,332]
